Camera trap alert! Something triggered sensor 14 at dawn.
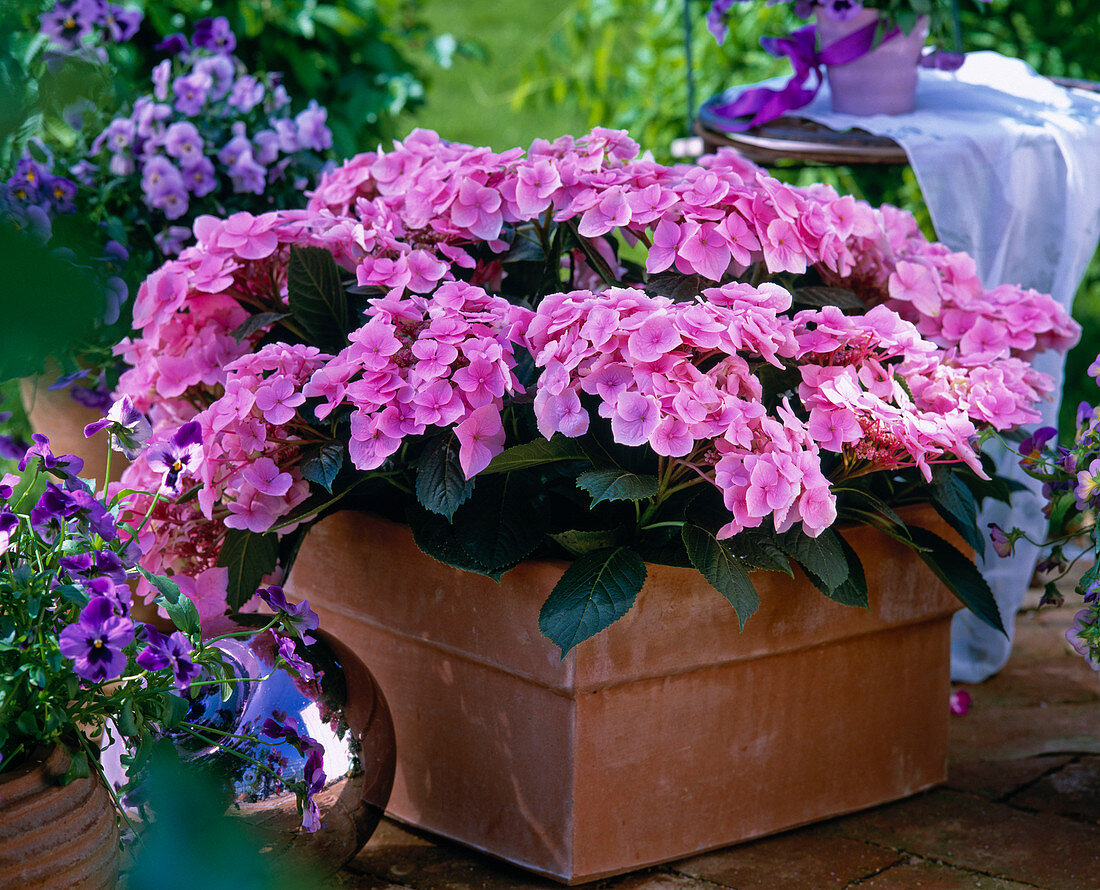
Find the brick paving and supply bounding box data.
[338,594,1100,890]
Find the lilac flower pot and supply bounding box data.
[817,10,928,116]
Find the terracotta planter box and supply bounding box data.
[285,508,961,884]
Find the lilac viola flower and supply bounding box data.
[257,585,319,643]
[229,155,267,195]
[172,71,213,116]
[152,59,173,102]
[193,16,236,54]
[183,157,217,197]
[155,33,189,56]
[0,510,19,557]
[154,225,194,256]
[194,55,236,101]
[146,421,204,497]
[46,176,78,213]
[294,101,333,153]
[164,122,205,166]
[59,596,135,683]
[819,0,864,22]
[102,5,142,42]
[228,75,265,113]
[988,523,1013,559]
[84,395,153,460]
[39,0,97,50]
[252,129,281,166]
[0,472,19,501]
[19,433,83,476]
[136,626,202,691]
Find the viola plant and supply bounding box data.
[992,356,1100,670]
[0,414,329,834]
[0,8,333,413]
[113,127,1078,655]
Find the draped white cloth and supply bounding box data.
[797,52,1100,681]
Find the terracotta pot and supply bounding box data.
[285,507,961,884]
[817,10,929,115]
[18,376,127,486]
[0,744,120,889]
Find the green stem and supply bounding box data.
[77,733,143,847]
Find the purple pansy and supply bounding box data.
[192,16,236,54]
[19,433,84,476]
[155,33,189,56]
[261,715,327,832]
[988,523,1013,559]
[0,472,18,501]
[101,5,142,42]
[164,122,205,166]
[0,510,19,556]
[228,75,265,113]
[172,71,213,116]
[136,626,202,691]
[59,596,134,683]
[84,395,153,460]
[146,421,204,497]
[257,585,319,643]
[294,101,332,153]
[183,157,217,197]
[39,0,98,49]
[29,483,78,542]
[194,56,236,101]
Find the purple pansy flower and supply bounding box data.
[39,0,98,49]
[84,395,153,460]
[172,71,213,116]
[164,122,205,166]
[155,33,189,56]
[154,225,193,256]
[194,56,236,101]
[261,715,326,832]
[47,176,77,213]
[228,75,265,113]
[59,596,134,683]
[19,433,83,476]
[294,101,332,152]
[102,5,142,42]
[136,626,202,691]
[30,483,78,542]
[257,585,319,643]
[146,421,204,496]
[819,0,864,22]
[988,523,1013,559]
[0,472,19,501]
[183,157,217,197]
[1019,426,1058,465]
[0,510,19,556]
[192,16,236,54]
[229,154,266,195]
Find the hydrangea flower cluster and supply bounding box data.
[0,418,328,832]
[91,16,332,255]
[115,127,1078,647]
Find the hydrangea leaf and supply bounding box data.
[416,432,475,521]
[216,530,279,611]
[778,526,849,594]
[481,435,587,475]
[682,523,759,630]
[286,245,351,352]
[539,547,646,656]
[576,468,659,506]
[907,525,1004,634]
[299,441,345,493]
[930,473,984,556]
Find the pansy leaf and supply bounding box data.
[300,441,345,493]
[539,547,646,656]
[287,245,350,351]
[576,468,659,506]
[481,435,588,475]
[155,589,201,638]
[778,526,849,594]
[906,525,1004,634]
[216,530,279,611]
[682,524,759,629]
[416,432,475,521]
[136,567,182,605]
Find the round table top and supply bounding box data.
[698,76,1100,167]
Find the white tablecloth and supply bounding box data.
[789,53,1100,680]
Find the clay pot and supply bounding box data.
[817,10,929,116]
[18,376,127,486]
[285,507,962,884]
[0,744,120,890]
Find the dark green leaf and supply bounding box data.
[778,527,849,594]
[287,245,350,351]
[826,536,869,608]
[682,524,759,629]
[407,508,496,578]
[1077,561,1100,597]
[564,220,618,286]
[539,547,646,656]
[931,473,984,556]
[416,432,475,521]
[791,286,867,311]
[149,693,190,729]
[643,271,709,303]
[216,530,280,611]
[299,441,345,493]
[481,435,588,475]
[722,528,794,575]
[907,526,1004,634]
[230,311,290,343]
[454,475,546,575]
[59,749,90,786]
[550,528,625,556]
[136,568,182,605]
[53,580,87,607]
[576,468,659,506]
[501,224,546,263]
[155,589,202,637]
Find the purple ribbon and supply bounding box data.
[708,21,901,131]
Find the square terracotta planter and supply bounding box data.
[285,508,961,884]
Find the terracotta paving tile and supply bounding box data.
[1007,756,1100,823]
[672,830,903,889]
[946,756,1075,800]
[959,656,1100,709]
[849,858,1040,889]
[949,703,1100,762]
[826,788,1100,890]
